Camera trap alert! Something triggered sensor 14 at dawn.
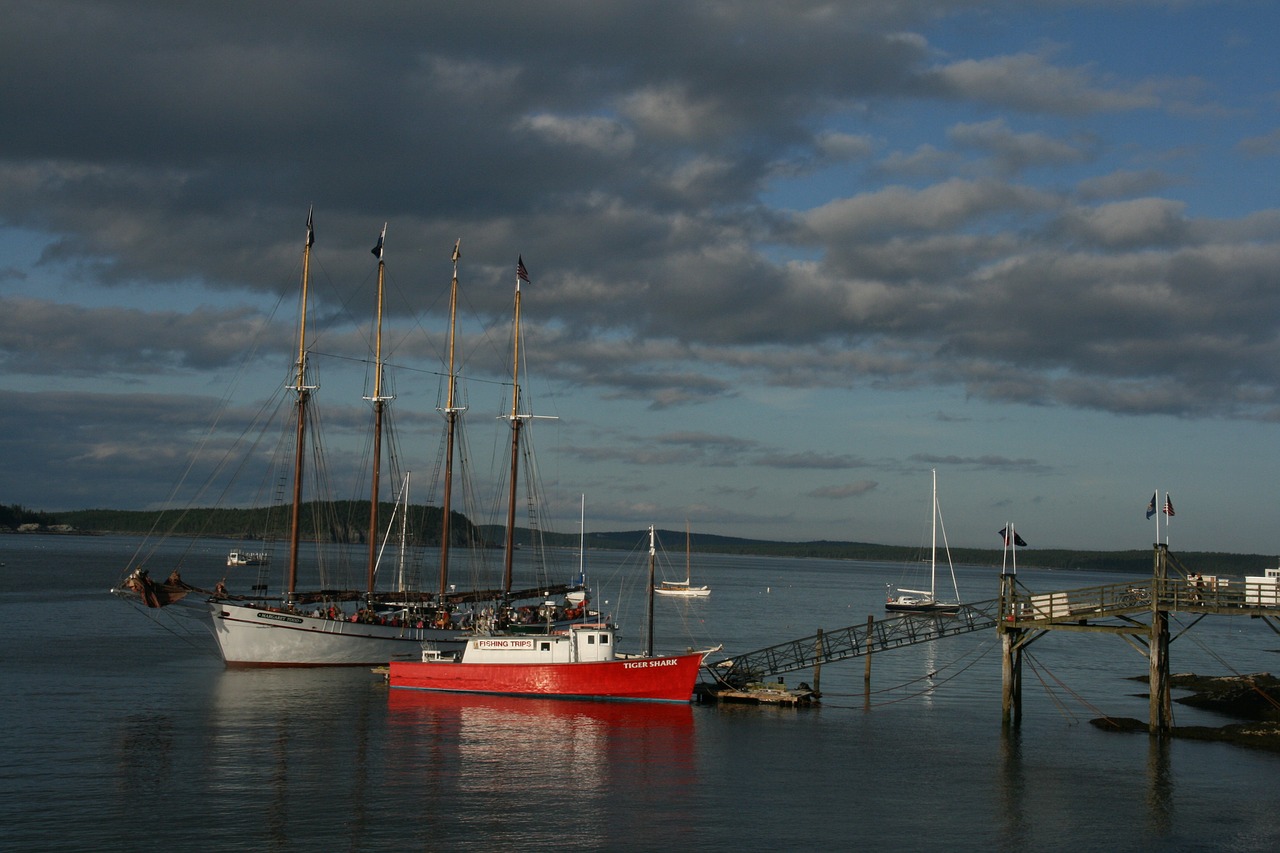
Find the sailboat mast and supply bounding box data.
[365,223,388,593]
[286,208,316,599]
[685,520,692,585]
[398,472,410,593]
[438,239,461,598]
[501,266,524,595]
[930,468,937,600]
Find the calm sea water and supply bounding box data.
[2,533,1278,852]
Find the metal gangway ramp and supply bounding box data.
[708,597,1002,687]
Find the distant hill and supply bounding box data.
[7,503,1274,575]
[49,502,486,547]
[487,525,1275,576]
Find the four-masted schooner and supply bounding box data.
[115,214,588,666]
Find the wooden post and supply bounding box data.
[863,615,874,711]
[812,628,824,698]
[1149,544,1173,733]
[999,567,1022,727]
[1001,628,1022,728]
[864,615,873,686]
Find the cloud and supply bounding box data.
[947,118,1093,174]
[757,451,870,470]
[808,480,879,499]
[909,453,1049,473]
[803,178,1055,241]
[516,113,636,157]
[2,2,1280,547]
[0,295,278,375]
[930,51,1160,114]
[1238,128,1280,157]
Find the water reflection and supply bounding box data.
[1145,735,1173,837]
[203,668,382,849]
[997,727,1029,850]
[386,692,698,843]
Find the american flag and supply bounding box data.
[516,256,530,283]
[1164,495,1175,517]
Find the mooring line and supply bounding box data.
[819,638,997,708]
[1023,651,1128,726]
[1175,617,1280,714]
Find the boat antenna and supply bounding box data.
[578,494,586,586]
[647,525,656,657]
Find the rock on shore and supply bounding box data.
[1090,672,1280,751]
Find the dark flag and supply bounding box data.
[372,223,386,260]
[999,527,1028,547]
[306,207,315,248]
[1145,492,1157,519]
[517,255,530,283]
[1164,495,1174,517]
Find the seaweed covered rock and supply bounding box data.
[1091,671,1280,752]
[1171,672,1280,721]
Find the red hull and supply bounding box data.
[388,651,706,703]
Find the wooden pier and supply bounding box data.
[703,544,1280,732]
[998,543,1280,734]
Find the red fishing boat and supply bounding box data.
[388,622,709,703]
[389,527,716,703]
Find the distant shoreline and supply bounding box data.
[3,520,1274,576]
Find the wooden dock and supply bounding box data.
[700,544,1280,732]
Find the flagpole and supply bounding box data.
[1000,521,1008,576]
[1011,522,1017,574]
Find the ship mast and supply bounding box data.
[286,208,317,601]
[438,239,462,598]
[365,223,389,593]
[501,259,527,595]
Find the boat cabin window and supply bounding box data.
[540,642,551,651]
[600,634,609,645]
[586,635,595,645]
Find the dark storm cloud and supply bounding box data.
[0,386,376,510]
[2,0,1277,428]
[0,296,279,374]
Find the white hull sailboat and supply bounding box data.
[886,469,962,614]
[115,224,587,667]
[654,523,710,597]
[654,583,711,598]
[209,604,443,665]
[202,222,469,665]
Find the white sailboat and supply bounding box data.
[654,523,710,597]
[886,469,961,614]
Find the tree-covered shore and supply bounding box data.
[3,502,1273,576]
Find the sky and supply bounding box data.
[2,0,1280,553]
